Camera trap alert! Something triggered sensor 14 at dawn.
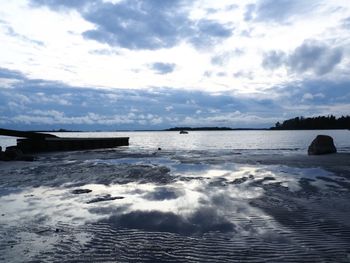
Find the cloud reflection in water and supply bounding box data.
[1,160,346,232]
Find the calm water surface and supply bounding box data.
[0,130,349,153]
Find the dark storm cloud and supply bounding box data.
[262,40,343,75]
[30,0,233,50]
[150,62,176,74]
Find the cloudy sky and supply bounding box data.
[1,0,350,130]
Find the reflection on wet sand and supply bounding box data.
[1,150,350,262]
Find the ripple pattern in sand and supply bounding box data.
[14,205,349,263]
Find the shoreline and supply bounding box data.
[1,149,349,167]
[230,152,350,174]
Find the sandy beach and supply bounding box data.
[1,147,350,262]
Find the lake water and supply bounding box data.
[1,130,349,154]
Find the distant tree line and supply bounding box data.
[165,127,267,131]
[271,115,350,130]
[166,127,233,131]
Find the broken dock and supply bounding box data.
[0,128,129,153]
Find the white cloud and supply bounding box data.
[0,78,21,89]
[33,93,72,105]
[165,106,174,112]
[180,111,278,128]
[0,1,349,129]
[11,110,137,125]
[302,92,325,101]
[150,117,163,125]
[0,0,347,95]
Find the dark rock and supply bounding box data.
[0,146,3,161]
[72,189,92,194]
[308,135,337,155]
[4,146,24,161]
[4,146,34,161]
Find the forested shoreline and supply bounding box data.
[271,115,350,130]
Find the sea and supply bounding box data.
[1,129,350,262]
[1,129,349,153]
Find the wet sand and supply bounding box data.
[233,153,350,174]
[1,149,350,262]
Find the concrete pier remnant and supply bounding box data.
[0,128,129,153]
[16,137,129,153]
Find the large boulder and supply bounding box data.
[308,135,337,155]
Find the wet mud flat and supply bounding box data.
[1,149,350,262]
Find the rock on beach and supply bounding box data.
[308,135,337,155]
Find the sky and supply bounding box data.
[0,0,350,130]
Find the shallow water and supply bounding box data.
[1,148,350,262]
